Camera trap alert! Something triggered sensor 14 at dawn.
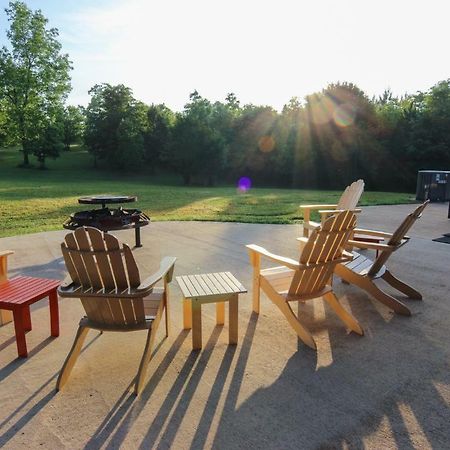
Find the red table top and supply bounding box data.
[0,276,60,308]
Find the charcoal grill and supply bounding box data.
[63,195,150,247]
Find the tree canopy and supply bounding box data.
[0,1,72,166]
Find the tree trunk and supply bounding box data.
[21,140,30,166]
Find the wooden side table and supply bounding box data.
[0,276,60,357]
[176,272,247,350]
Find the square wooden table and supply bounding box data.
[176,272,247,350]
[0,276,60,357]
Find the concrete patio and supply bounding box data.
[0,203,449,449]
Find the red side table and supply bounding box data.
[0,276,60,357]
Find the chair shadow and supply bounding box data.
[189,311,259,450]
[0,335,17,352]
[0,336,56,382]
[0,332,102,448]
[85,312,260,450]
[212,298,450,450]
[9,257,66,281]
[84,330,190,450]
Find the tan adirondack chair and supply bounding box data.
[57,227,176,395]
[247,210,363,350]
[300,179,364,237]
[334,201,429,316]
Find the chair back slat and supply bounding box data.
[369,201,429,276]
[106,298,127,324]
[74,227,103,289]
[61,243,80,285]
[64,233,91,288]
[104,233,129,290]
[62,227,146,327]
[289,211,356,297]
[337,179,364,210]
[124,244,140,288]
[80,298,103,322]
[86,228,116,290]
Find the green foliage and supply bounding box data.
[28,120,63,168]
[166,91,227,185]
[144,104,174,167]
[84,84,147,170]
[62,105,85,151]
[0,1,72,166]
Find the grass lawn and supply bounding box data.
[0,146,416,238]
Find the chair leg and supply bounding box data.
[276,300,317,350]
[382,270,422,300]
[164,292,170,337]
[362,279,411,316]
[337,267,412,316]
[134,326,157,395]
[323,292,364,335]
[56,325,89,391]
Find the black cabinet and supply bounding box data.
[416,170,450,202]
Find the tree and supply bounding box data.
[28,119,63,169]
[144,104,174,167]
[167,91,226,185]
[84,83,147,170]
[0,1,72,166]
[62,105,85,151]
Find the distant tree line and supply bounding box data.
[81,80,450,191]
[1,2,450,191]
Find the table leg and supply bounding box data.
[13,308,27,357]
[229,294,238,345]
[191,301,202,350]
[49,290,60,337]
[135,227,142,248]
[183,298,192,329]
[23,306,32,331]
[216,301,225,325]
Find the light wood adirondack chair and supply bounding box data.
[57,227,176,395]
[334,201,429,316]
[300,179,364,238]
[247,211,363,350]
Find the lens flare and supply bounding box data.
[258,135,275,153]
[237,177,251,193]
[310,95,334,125]
[333,103,356,127]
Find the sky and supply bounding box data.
[1,0,449,111]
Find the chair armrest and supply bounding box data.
[347,240,395,252]
[246,244,300,271]
[58,258,176,299]
[319,208,362,215]
[319,208,362,222]
[0,250,14,258]
[353,228,394,239]
[137,256,177,293]
[300,204,337,211]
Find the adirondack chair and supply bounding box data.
[300,179,364,238]
[334,201,429,316]
[57,227,176,395]
[247,210,363,350]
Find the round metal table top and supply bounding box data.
[78,195,137,205]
